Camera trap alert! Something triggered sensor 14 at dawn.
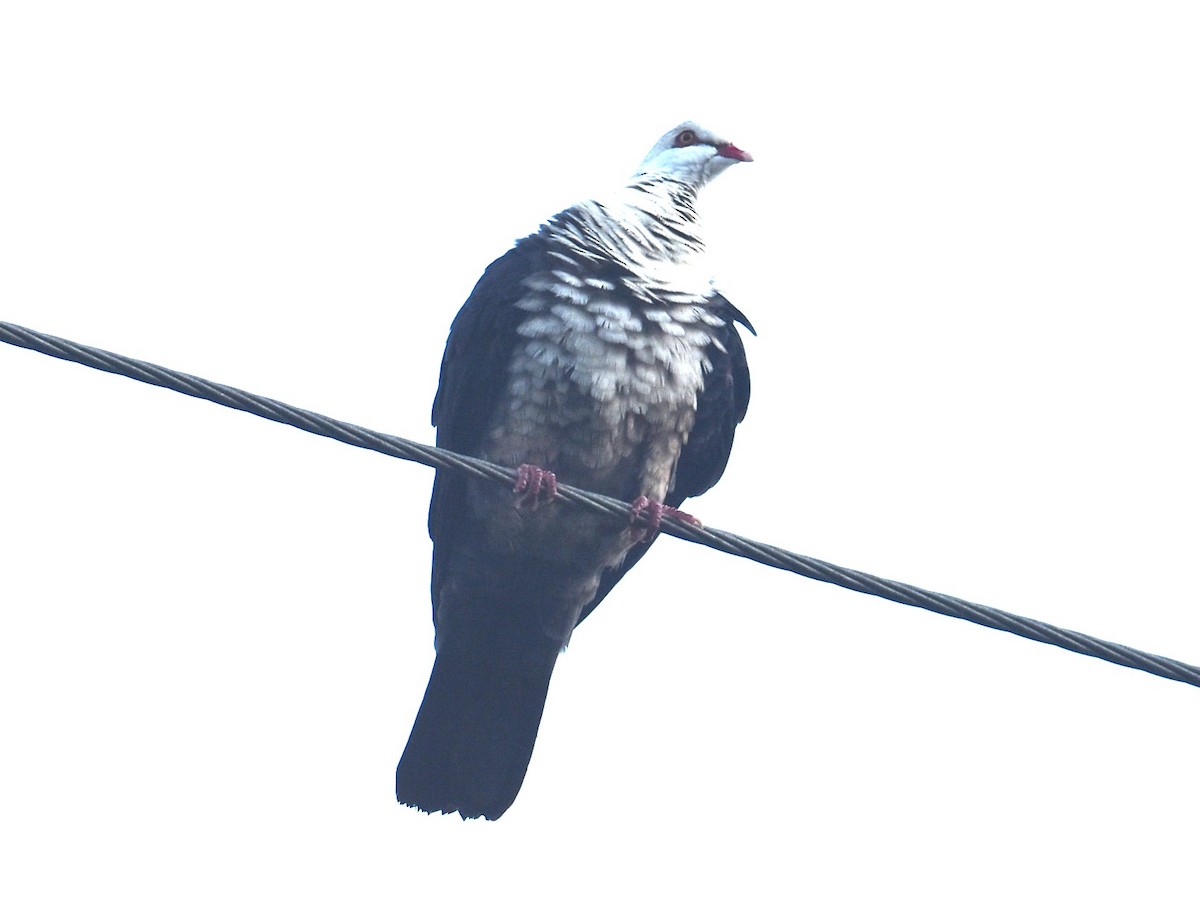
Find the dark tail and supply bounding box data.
[396,600,563,821]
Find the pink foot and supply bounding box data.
[513,464,558,510]
[629,496,702,542]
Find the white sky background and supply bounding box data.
[2,1,1198,915]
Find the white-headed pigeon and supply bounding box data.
[396,122,755,819]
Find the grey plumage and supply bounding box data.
[396,122,754,819]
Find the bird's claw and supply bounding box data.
[629,496,701,542]
[514,464,558,510]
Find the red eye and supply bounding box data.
[673,129,698,147]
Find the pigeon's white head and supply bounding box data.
[635,121,753,187]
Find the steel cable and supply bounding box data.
[4,318,1198,689]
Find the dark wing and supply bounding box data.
[576,293,753,624]
[428,239,544,613]
[430,239,544,454]
[667,295,754,502]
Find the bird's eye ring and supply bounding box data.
[674,129,698,147]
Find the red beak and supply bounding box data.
[717,142,753,163]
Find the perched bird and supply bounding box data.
[396,121,755,819]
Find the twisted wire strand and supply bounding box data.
[3,318,1198,689]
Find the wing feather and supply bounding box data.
[428,241,545,613]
